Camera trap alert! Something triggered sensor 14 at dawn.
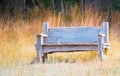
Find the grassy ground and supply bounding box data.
[0,7,120,76]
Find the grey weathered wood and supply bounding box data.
[102,22,109,44]
[41,22,49,62]
[36,34,48,62]
[36,34,43,62]
[98,33,105,61]
[43,43,98,53]
[36,22,49,62]
[35,22,109,62]
[42,44,98,53]
[43,43,98,46]
[36,34,47,44]
[44,27,102,44]
[102,22,109,53]
[43,22,49,34]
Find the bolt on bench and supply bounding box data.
[35,22,109,62]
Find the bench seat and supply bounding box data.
[42,43,98,53]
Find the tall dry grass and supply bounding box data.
[0,6,120,76]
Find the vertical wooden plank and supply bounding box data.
[98,34,105,61]
[42,22,49,62]
[36,34,43,63]
[43,22,49,34]
[102,22,109,43]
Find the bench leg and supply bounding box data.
[43,53,48,63]
[98,34,104,61]
[98,49,103,61]
[98,39,103,61]
[36,34,43,63]
[36,46,43,63]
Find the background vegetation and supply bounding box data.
[0,0,120,18]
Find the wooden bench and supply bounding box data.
[35,22,109,62]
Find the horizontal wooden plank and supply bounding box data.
[37,33,48,37]
[43,43,98,46]
[42,44,98,53]
[44,27,102,44]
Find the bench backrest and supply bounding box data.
[42,22,109,44]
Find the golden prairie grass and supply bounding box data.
[0,7,120,76]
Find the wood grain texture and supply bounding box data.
[43,43,98,46]
[36,34,43,62]
[44,27,102,44]
[43,22,49,34]
[102,22,109,44]
[98,32,105,61]
[42,44,98,53]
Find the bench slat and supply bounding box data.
[43,43,98,46]
[42,44,98,53]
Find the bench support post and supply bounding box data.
[36,34,43,63]
[43,22,49,34]
[42,22,49,62]
[102,22,109,44]
[98,33,105,61]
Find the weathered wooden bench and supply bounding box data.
[35,22,109,62]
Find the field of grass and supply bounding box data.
[0,7,120,76]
